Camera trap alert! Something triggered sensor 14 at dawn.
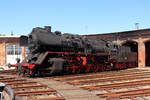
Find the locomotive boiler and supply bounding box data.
[15,26,137,77]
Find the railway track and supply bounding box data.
[53,68,150,100]
[53,68,143,81]
[81,79,150,90]
[2,68,150,99]
[0,69,17,74]
[97,88,150,99]
[0,70,65,100]
[67,72,150,85]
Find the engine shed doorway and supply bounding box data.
[122,41,138,67]
[145,41,150,66]
[122,41,138,52]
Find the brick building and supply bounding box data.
[0,36,27,66]
[86,28,150,68]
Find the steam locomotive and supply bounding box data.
[15,26,137,77]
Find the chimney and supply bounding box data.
[135,23,139,30]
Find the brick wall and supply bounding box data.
[0,42,6,65]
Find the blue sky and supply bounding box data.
[0,0,150,35]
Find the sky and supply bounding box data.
[0,0,150,35]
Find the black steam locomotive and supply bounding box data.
[15,26,137,77]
